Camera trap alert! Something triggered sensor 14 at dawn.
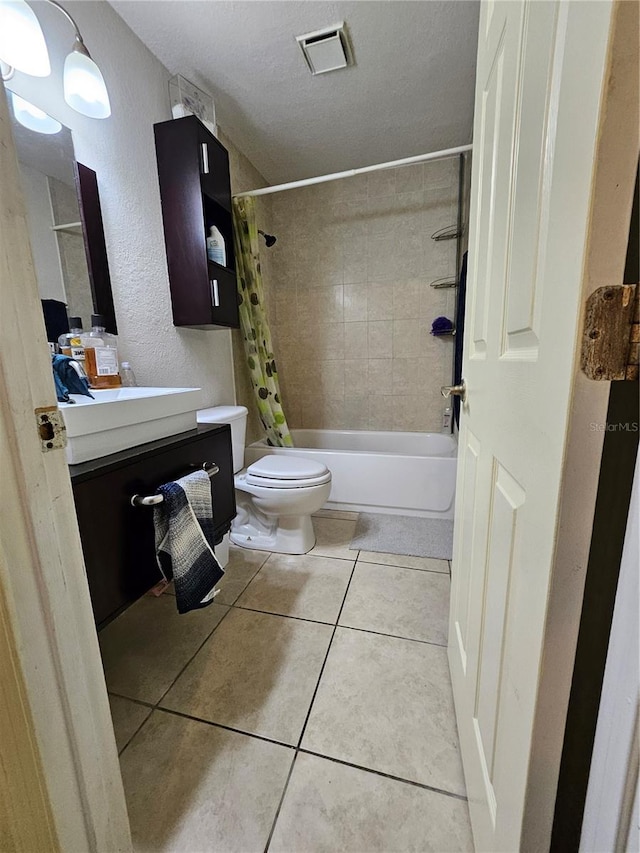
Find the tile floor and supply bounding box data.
[100,513,473,852]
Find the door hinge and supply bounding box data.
[35,406,67,452]
[581,284,639,381]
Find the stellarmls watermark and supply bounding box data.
[590,422,639,432]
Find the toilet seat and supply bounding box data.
[245,456,331,489]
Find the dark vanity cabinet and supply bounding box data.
[154,116,239,330]
[70,425,235,629]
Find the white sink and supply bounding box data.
[59,387,203,464]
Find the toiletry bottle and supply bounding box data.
[442,406,452,432]
[206,225,226,267]
[120,361,138,387]
[59,317,85,363]
[81,314,121,389]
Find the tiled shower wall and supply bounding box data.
[264,157,461,433]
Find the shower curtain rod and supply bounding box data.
[233,143,473,198]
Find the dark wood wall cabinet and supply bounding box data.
[74,162,117,335]
[70,425,236,629]
[154,116,239,330]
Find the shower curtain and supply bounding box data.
[232,196,293,447]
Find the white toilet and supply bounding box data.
[197,406,332,554]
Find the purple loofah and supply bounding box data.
[431,316,454,336]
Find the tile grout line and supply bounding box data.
[112,702,154,757]
[147,550,273,711]
[230,600,347,628]
[108,691,155,710]
[113,539,459,839]
[358,562,450,577]
[113,543,448,765]
[116,549,272,738]
[114,546,331,759]
[297,748,469,803]
[263,551,360,852]
[294,554,359,752]
[115,543,448,754]
[262,751,300,853]
[148,602,235,710]
[111,693,468,806]
[113,542,343,760]
[355,551,450,575]
[114,542,357,760]
[152,705,296,751]
[338,623,448,649]
[231,601,448,649]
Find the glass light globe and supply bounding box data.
[0,0,50,76]
[63,41,110,119]
[10,91,61,134]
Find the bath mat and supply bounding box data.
[350,513,454,560]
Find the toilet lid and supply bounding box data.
[246,455,331,488]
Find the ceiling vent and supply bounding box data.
[296,23,353,76]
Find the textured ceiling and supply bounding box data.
[110,0,480,184]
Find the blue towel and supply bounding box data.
[154,470,224,614]
[52,355,93,403]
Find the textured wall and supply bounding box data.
[9,1,253,410]
[267,158,461,433]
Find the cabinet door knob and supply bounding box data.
[210,279,219,307]
[201,142,210,174]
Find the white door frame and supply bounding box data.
[0,82,131,849]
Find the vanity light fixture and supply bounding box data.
[10,90,61,133]
[0,0,111,119]
[0,0,49,76]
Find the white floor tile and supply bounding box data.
[302,627,466,795]
[99,595,228,704]
[236,552,353,622]
[339,561,450,644]
[161,608,333,744]
[121,710,293,853]
[309,517,358,560]
[270,752,473,853]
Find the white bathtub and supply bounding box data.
[245,429,457,519]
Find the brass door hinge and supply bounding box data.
[581,284,639,380]
[35,406,67,452]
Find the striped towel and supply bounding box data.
[154,470,224,614]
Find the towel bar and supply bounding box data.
[131,462,219,507]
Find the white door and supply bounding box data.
[449,1,619,850]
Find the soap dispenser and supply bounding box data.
[81,314,121,389]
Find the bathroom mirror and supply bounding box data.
[8,94,117,338]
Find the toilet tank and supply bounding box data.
[197,406,248,473]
